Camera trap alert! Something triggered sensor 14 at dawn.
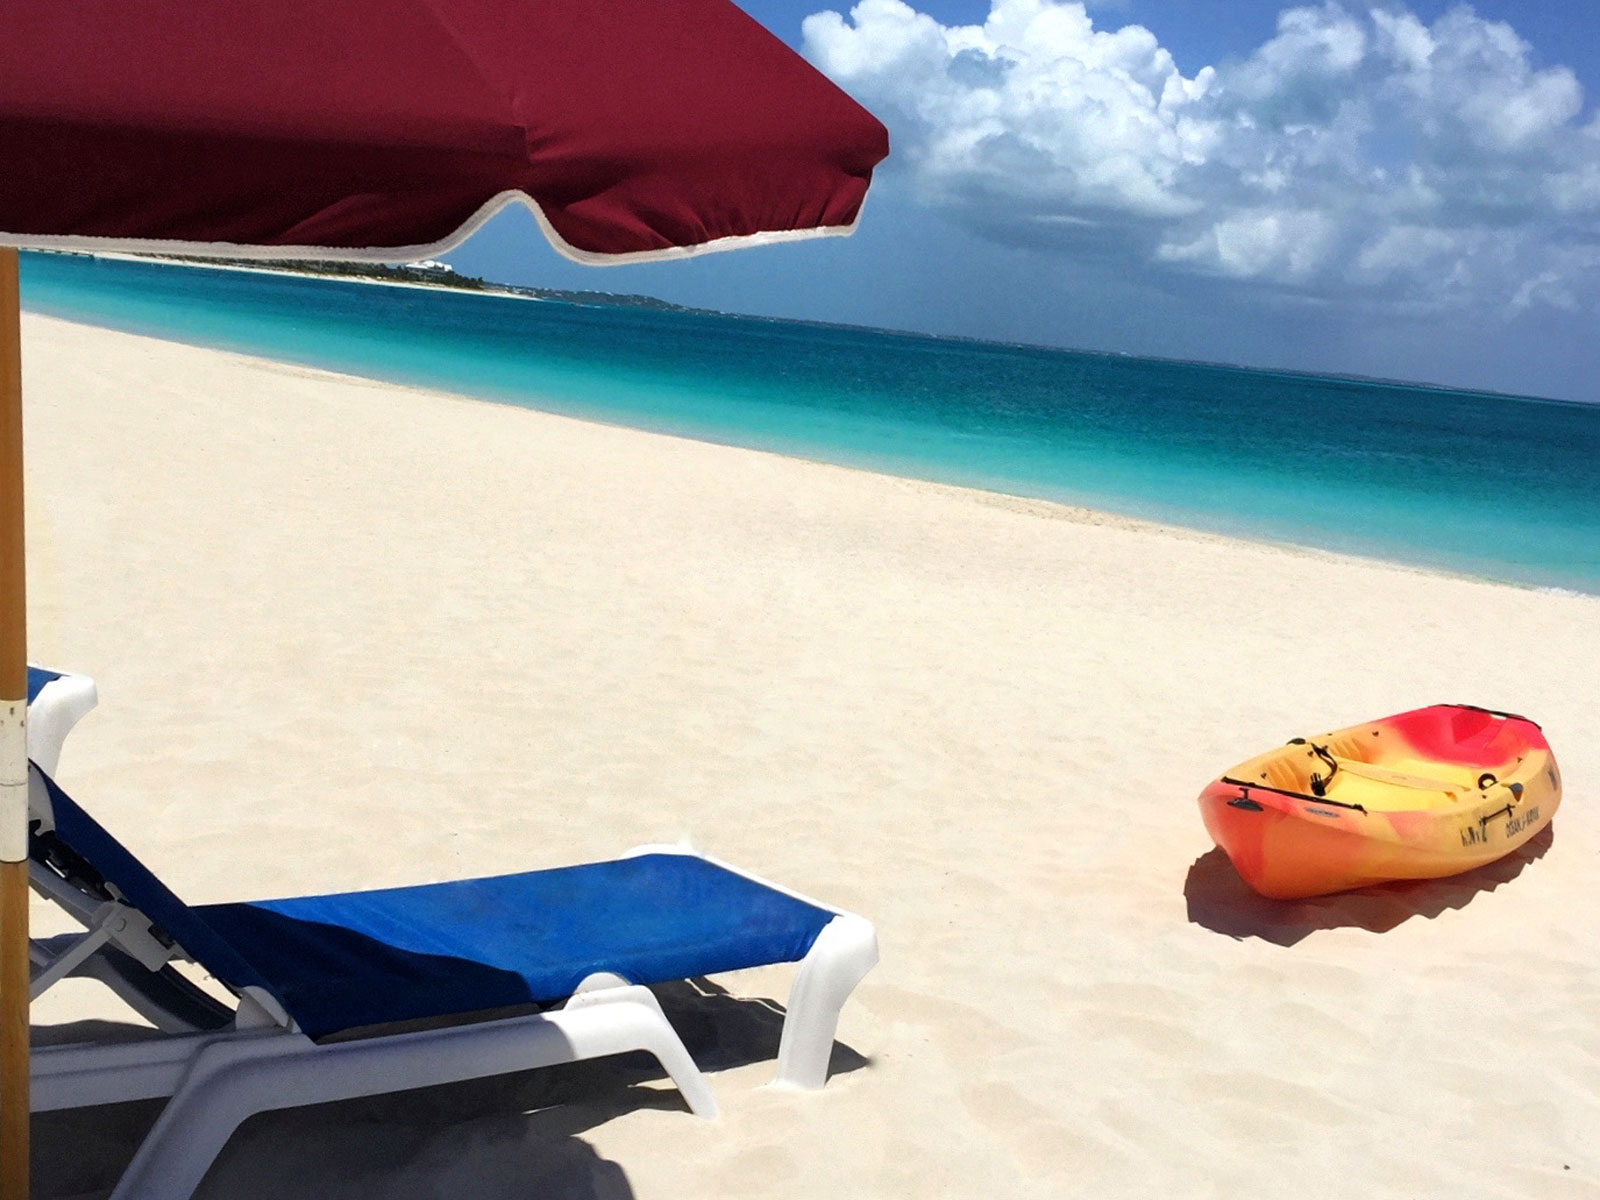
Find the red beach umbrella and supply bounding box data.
[0,1,887,1189]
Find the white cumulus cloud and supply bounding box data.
[803,0,1600,314]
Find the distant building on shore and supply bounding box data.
[399,259,455,277]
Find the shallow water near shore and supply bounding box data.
[22,251,1600,593]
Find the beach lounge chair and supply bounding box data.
[25,667,878,1199]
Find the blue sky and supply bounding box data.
[447,2,1600,401]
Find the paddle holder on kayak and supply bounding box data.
[1286,739,1340,797]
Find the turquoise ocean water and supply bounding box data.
[20,251,1600,594]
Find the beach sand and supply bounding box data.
[21,313,1600,1198]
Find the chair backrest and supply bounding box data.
[31,768,277,1002]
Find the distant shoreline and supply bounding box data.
[60,249,1572,407]
[39,248,1571,407]
[79,249,714,316]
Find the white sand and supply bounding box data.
[20,314,1600,1198]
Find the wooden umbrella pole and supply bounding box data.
[0,246,29,1200]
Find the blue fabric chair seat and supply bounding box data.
[34,773,834,1039]
[197,855,835,1037]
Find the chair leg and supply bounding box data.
[566,980,719,1117]
[774,913,878,1090]
[107,993,715,1199]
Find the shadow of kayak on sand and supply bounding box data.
[1183,823,1555,946]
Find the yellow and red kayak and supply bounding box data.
[1198,705,1559,899]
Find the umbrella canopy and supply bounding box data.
[0,3,885,1192]
[0,0,886,262]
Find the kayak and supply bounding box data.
[1197,705,1560,900]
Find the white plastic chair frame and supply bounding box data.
[25,668,878,1200]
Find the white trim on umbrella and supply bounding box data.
[0,190,868,268]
